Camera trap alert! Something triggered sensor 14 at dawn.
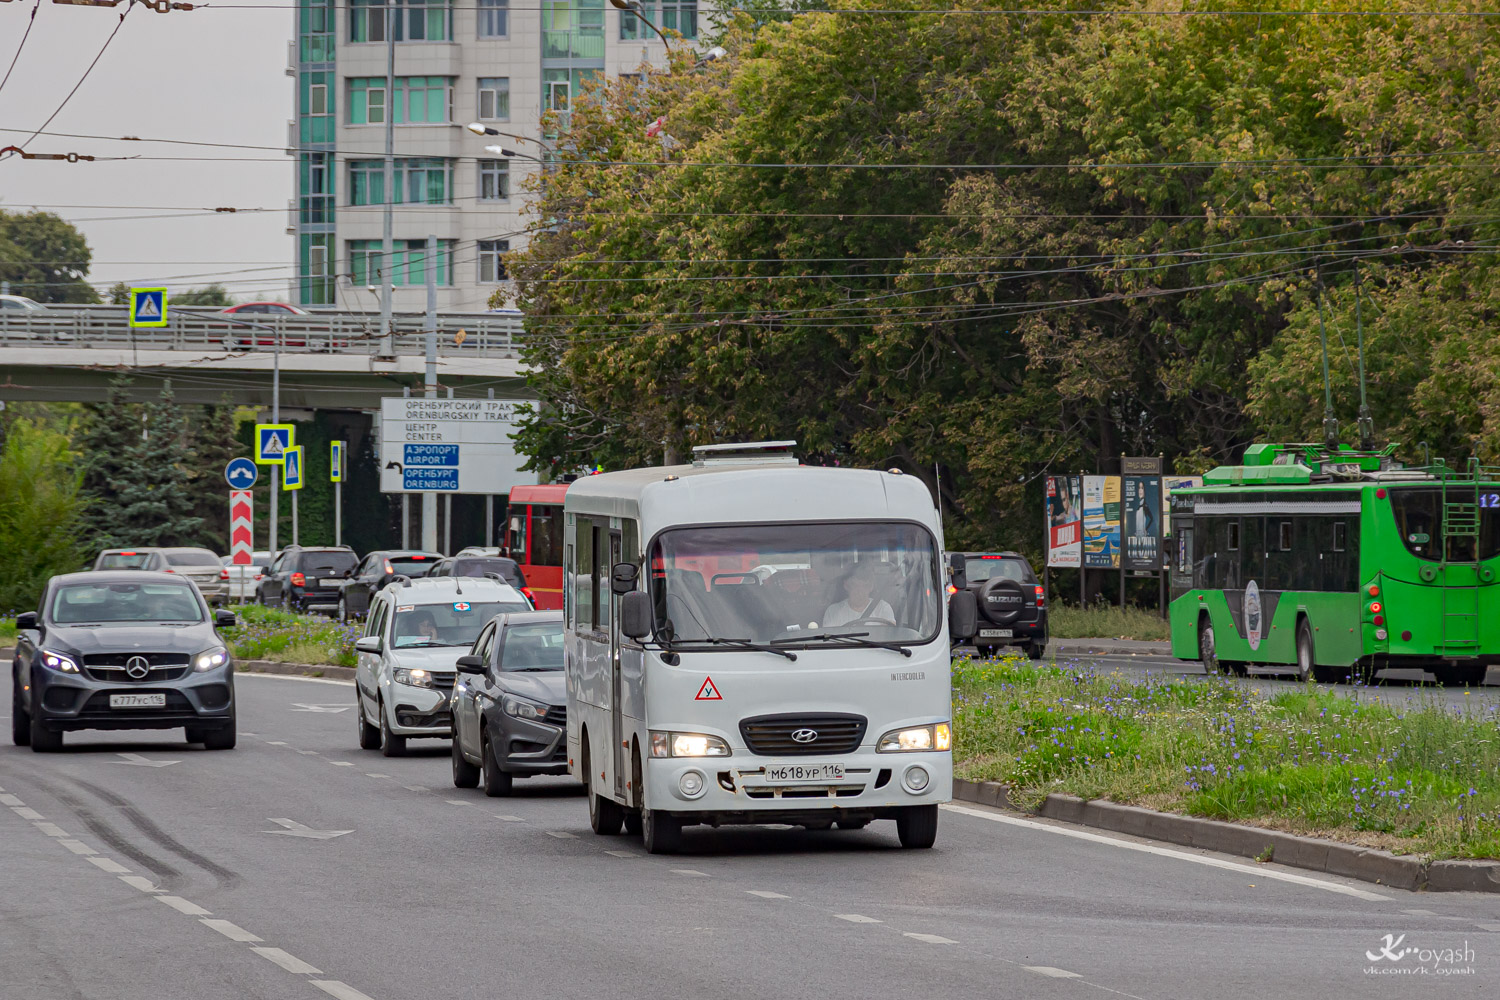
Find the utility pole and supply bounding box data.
[486,388,495,548]
[269,324,281,556]
[401,385,410,548]
[422,234,439,553]
[377,0,396,358]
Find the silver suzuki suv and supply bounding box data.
[353,575,531,756]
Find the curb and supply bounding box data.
[951,781,1500,894]
[237,660,355,682]
[1047,641,1173,658]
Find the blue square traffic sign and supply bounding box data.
[404,467,458,491]
[129,288,167,328]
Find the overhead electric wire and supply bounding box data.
[6,2,135,159]
[0,0,41,100]
[127,3,1500,17]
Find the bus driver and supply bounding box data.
[822,561,896,628]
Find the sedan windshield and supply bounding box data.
[499,622,563,670]
[52,582,204,624]
[649,522,941,647]
[97,552,152,569]
[452,558,524,585]
[392,601,530,648]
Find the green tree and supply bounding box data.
[188,398,240,552]
[116,381,203,546]
[0,209,101,303]
[0,420,86,611]
[76,377,142,549]
[107,281,131,305]
[175,284,233,307]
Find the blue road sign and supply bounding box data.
[255,423,294,464]
[128,288,167,329]
[404,444,460,467]
[404,467,459,491]
[224,457,259,489]
[283,446,304,490]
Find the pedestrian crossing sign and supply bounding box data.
[283,446,304,490]
[330,440,345,483]
[255,423,295,465]
[128,288,168,328]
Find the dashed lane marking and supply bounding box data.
[672,869,709,877]
[34,822,69,838]
[942,803,1392,902]
[903,933,957,945]
[403,786,428,793]
[835,914,881,923]
[58,839,96,855]
[120,875,163,893]
[267,741,288,746]
[495,815,523,822]
[87,856,130,874]
[1024,967,1082,978]
[604,850,638,858]
[1478,923,1500,932]
[12,806,43,820]
[0,793,23,806]
[201,919,263,942]
[312,981,377,1000]
[746,890,790,899]
[156,895,212,916]
[445,800,472,806]
[330,762,354,767]
[365,774,389,779]
[297,750,320,755]
[1402,909,1438,916]
[251,947,322,975]
[546,831,578,840]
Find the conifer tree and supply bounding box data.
[189,398,239,551]
[75,376,141,549]
[116,381,203,546]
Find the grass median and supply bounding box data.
[221,604,360,669]
[953,655,1500,860]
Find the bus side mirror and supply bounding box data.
[949,553,968,591]
[949,590,978,641]
[611,562,639,596]
[620,591,652,639]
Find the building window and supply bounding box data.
[478,0,508,37]
[298,0,334,62]
[478,160,510,201]
[300,152,334,224]
[348,159,453,206]
[300,71,334,143]
[349,239,455,287]
[479,240,510,283]
[350,0,453,43]
[308,83,327,115]
[621,0,696,40]
[477,78,509,121]
[543,0,604,59]
[299,234,333,305]
[349,77,453,125]
[543,69,571,113]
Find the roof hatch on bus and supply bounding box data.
[690,440,799,468]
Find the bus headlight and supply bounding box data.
[877,722,951,752]
[650,731,731,758]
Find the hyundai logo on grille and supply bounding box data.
[790,728,819,743]
[125,656,151,679]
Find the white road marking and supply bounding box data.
[311,981,376,1000]
[264,818,353,840]
[12,806,42,820]
[1402,908,1437,915]
[403,786,427,793]
[942,803,1393,902]
[329,761,354,767]
[1478,923,1500,932]
[88,856,130,874]
[546,831,578,839]
[201,918,263,942]
[34,822,69,837]
[120,875,163,893]
[268,741,288,746]
[241,732,258,736]
[112,752,179,767]
[1024,966,1082,978]
[365,774,389,778]
[903,932,957,945]
[298,750,321,755]
[835,914,881,923]
[672,869,709,877]
[58,839,96,855]
[445,799,472,806]
[604,850,638,858]
[495,815,524,822]
[746,890,790,899]
[238,672,354,688]
[156,895,212,916]
[292,704,351,713]
[0,793,23,806]
[251,947,321,974]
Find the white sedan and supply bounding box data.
[221,552,271,602]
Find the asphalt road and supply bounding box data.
[3,671,1499,1000]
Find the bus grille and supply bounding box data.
[739,713,867,756]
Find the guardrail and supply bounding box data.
[0,306,523,357]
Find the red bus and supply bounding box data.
[503,483,569,610]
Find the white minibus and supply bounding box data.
[564,442,978,853]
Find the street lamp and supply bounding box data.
[484,144,546,164]
[608,0,670,47]
[465,122,541,146]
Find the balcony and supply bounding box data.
[542,28,604,60]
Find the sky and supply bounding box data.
[0,1,294,301]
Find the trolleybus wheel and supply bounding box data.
[1295,618,1316,683]
[1198,616,1223,674]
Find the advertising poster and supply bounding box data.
[1123,475,1161,571]
[1045,475,1083,568]
[1082,475,1121,569]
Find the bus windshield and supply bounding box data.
[649,522,941,647]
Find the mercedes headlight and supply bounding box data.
[877,722,951,753]
[501,695,548,720]
[393,667,433,688]
[650,731,731,758]
[41,651,78,673]
[193,647,229,672]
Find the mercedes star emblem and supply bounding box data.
[125,656,151,680]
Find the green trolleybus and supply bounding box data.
[1168,443,1500,686]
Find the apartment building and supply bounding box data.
[290,0,692,311]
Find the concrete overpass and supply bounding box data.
[0,305,530,408]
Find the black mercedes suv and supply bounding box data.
[953,552,1048,659]
[11,571,239,751]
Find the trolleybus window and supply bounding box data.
[1387,487,1500,562]
[646,522,940,648]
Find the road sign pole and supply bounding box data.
[292,489,299,546]
[335,481,342,547]
[270,465,279,556]
[421,234,439,553]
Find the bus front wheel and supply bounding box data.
[896,805,939,849]
[1295,618,1316,683]
[642,805,682,854]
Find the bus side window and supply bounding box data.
[1178,527,1192,575]
[1332,521,1346,553]
[1278,521,1292,550]
[575,519,594,631]
[595,525,611,630]
[507,514,526,561]
[564,544,574,627]
[532,506,561,566]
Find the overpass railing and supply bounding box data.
[0,305,523,357]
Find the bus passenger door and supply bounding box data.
[609,531,625,799]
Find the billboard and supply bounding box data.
[1045,475,1082,567]
[1123,475,1161,571]
[1082,475,1121,569]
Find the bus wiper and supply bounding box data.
[770,631,914,657]
[694,637,797,661]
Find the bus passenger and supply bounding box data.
[823,562,896,627]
